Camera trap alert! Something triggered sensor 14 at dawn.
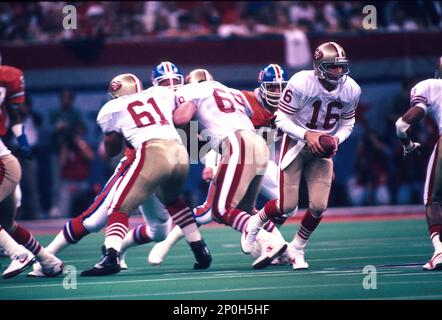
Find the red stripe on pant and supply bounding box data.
[224,133,245,209]
[113,143,146,213]
[195,181,216,216]
[211,141,232,223]
[278,134,291,211]
[212,134,246,227]
[427,140,440,204]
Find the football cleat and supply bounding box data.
[422,251,442,271]
[120,254,128,270]
[241,215,262,254]
[2,252,36,279]
[251,230,287,270]
[40,253,64,277]
[188,239,212,270]
[27,262,45,277]
[147,225,185,265]
[286,242,309,270]
[81,247,121,277]
[148,241,170,265]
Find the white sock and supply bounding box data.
[35,246,52,262]
[0,228,26,257]
[292,233,307,250]
[163,225,185,246]
[105,235,123,252]
[181,224,201,242]
[432,233,442,252]
[45,231,70,255]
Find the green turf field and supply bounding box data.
[1,217,442,300]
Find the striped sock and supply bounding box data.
[104,212,129,252]
[120,225,152,255]
[132,224,152,244]
[257,199,281,226]
[293,210,323,249]
[62,217,89,244]
[166,198,201,242]
[229,209,250,233]
[10,224,42,256]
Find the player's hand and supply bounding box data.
[304,131,326,157]
[202,167,214,182]
[403,141,421,158]
[17,134,33,160]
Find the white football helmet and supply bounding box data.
[313,41,349,85]
[108,73,143,99]
[185,69,214,84]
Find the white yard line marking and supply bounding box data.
[48,279,442,300]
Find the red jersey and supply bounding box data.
[241,90,274,129]
[0,65,25,136]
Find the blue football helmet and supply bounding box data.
[151,61,184,90]
[258,64,288,109]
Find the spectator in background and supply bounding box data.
[57,121,94,218]
[17,94,44,220]
[347,129,392,206]
[49,88,83,218]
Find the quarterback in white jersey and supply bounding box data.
[395,56,442,271]
[244,42,361,270]
[174,69,287,269]
[81,73,211,276]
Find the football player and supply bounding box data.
[81,71,211,276]
[0,52,64,278]
[395,56,442,271]
[146,64,297,266]
[243,42,361,270]
[28,64,198,276]
[171,68,287,269]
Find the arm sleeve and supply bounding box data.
[334,117,355,144]
[274,110,307,141]
[97,103,117,134]
[410,82,430,113]
[334,87,360,144]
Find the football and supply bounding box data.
[318,134,337,158]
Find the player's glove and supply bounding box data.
[403,141,421,158]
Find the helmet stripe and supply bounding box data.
[164,62,171,73]
[127,74,142,93]
[329,42,340,57]
[272,64,282,80]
